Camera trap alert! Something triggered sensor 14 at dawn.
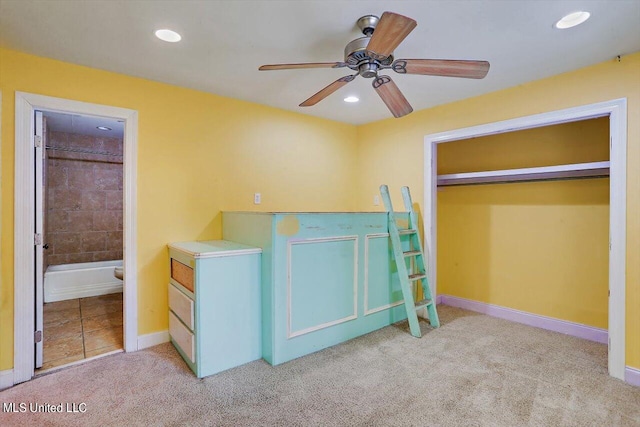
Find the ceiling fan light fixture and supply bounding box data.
[258,11,489,118]
[555,11,590,29]
[155,29,182,42]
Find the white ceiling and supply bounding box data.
[1,1,639,125]
[43,111,124,139]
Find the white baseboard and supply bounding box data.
[138,330,169,350]
[0,369,14,390]
[626,366,640,387]
[439,294,608,344]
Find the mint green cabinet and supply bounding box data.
[167,240,262,378]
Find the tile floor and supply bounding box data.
[40,293,123,370]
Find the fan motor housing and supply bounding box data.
[344,37,370,66]
[344,37,393,78]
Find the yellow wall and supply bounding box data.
[356,52,640,369]
[0,48,358,370]
[1,47,639,374]
[438,179,609,328]
[437,119,609,328]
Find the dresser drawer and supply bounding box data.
[171,258,194,292]
[169,311,195,363]
[168,284,194,330]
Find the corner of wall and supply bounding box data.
[137,330,169,350]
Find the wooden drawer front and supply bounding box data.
[171,259,194,292]
[168,284,194,330]
[169,311,195,363]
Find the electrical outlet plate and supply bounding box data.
[254,193,261,204]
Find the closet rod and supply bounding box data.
[437,161,610,186]
[45,145,122,158]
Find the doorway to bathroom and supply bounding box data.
[36,111,125,370]
[13,92,138,385]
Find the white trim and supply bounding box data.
[607,100,627,381]
[13,93,34,384]
[13,92,139,385]
[288,313,359,338]
[122,106,139,354]
[440,295,608,344]
[424,98,627,380]
[138,329,170,350]
[34,111,44,368]
[287,236,358,339]
[363,233,404,315]
[365,302,404,316]
[0,369,14,391]
[626,366,640,387]
[169,246,262,259]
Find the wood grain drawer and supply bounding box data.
[168,284,194,330]
[171,258,194,292]
[169,311,195,363]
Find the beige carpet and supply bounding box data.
[1,306,638,426]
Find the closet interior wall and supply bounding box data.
[436,117,610,329]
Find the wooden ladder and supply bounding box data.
[380,185,440,337]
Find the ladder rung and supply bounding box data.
[398,229,417,235]
[403,250,421,257]
[414,299,433,309]
[408,273,426,281]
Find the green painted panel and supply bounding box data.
[366,236,404,313]
[223,211,412,366]
[289,238,356,334]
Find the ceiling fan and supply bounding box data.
[259,11,490,118]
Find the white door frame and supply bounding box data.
[424,98,627,380]
[34,111,44,368]
[13,92,139,385]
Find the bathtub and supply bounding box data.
[44,260,123,303]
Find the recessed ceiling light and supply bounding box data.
[155,29,182,42]
[344,96,359,103]
[555,11,590,29]
[97,126,112,131]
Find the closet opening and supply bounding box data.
[424,99,627,381]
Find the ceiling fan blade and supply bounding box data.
[372,75,413,118]
[366,12,417,60]
[392,59,490,79]
[259,62,346,71]
[299,74,357,107]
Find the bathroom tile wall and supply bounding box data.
[46,131,123,267]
